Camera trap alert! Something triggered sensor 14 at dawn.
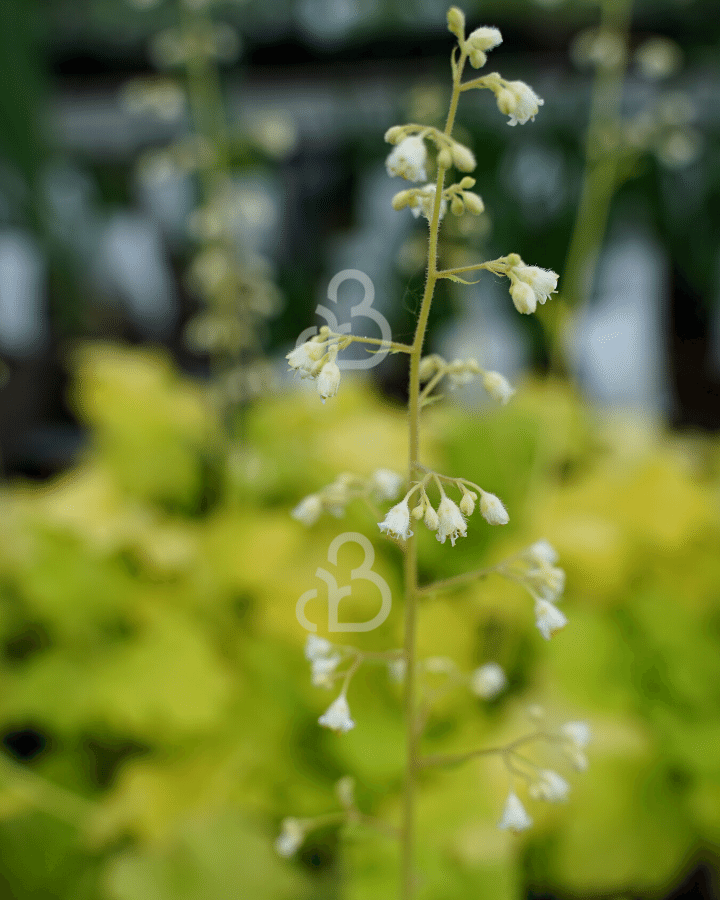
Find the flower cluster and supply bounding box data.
[378,471,509,546]
[286,333,341,402]
[418,353,515,404]
[497,715,591,832]
[498,541,568,640]
[291,468,405,525]
[305,635,355,731]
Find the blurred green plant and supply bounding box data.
[0,342,719,898]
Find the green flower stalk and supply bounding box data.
[282,8,589,898]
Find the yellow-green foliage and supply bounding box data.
[0,343,718,899]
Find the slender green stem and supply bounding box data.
[400,44,468,900]
[418,564,494,596]
[547,0,634,373]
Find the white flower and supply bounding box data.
[529,769,570,803]
[436,495,467,546]
[370,468,404,501]
[502,80,544,126]
[480,491,509,525]
[318,693,355,732]
[498,791,533,832]
[450,142,476,172]
[286,340,324,377]
[526,561,565,604]
[385,135,428,181]
[482,371,515,404]
[514,265,558,305]
[409,184,448,221]
[561,721,591,749]
[317,359,341,402]
[311,653,342,688]
[527,540,559,566]
[305,633,333,661]
[534,599,568,640]
[561,721,591,770]
[467,26,503,52]
[275,817,304,857]
[470,663,507,699]
[378,499,413,540]
[510,280,537,314]
[291,494,323,526]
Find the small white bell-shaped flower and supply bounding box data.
[317,358,341,402]
[291,494,323,526]
[498,790,533,832]
[534,599,568,640]
[318,692,355,733]
[482,371,515,405]
[436,495,467,546]
[529,769,570,803]
[385,135,428,182]
[378,498,413,540]
[500,81,545,126]
[275,817,305,857]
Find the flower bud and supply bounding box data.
[459,491,475,516]
[451,142,476,172]
[468,49,487,69]
[510,280,537,315]
[436,146,453,169]
[480,491,509,525]
[450,196,465,216]
[446,6,465,40]
[392,190,412,210]
[411,504,424,519]
[458,176,476,189]
[424,504,439,530]
[463,191,485,214]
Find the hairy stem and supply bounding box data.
[401,44,467,900]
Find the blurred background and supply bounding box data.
[0,0,719,898]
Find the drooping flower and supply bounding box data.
[370,468,404,501]
[482,370,515,405]
[305,633,333,661]
[408,183,448,221]
[317,358,341,402]
[529,769,570,803]
[436,495,467,546]
[534,599,568,640]
[385,135,428,181]
[560,721,591,771]
[378,498,413,540]
[286,340,325,377]
[498,80,545,126]
[480,491,509,525]
[291,494,323,526]
[275,817,305,857]
[498,791,533,832]
[318,692,355,732]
